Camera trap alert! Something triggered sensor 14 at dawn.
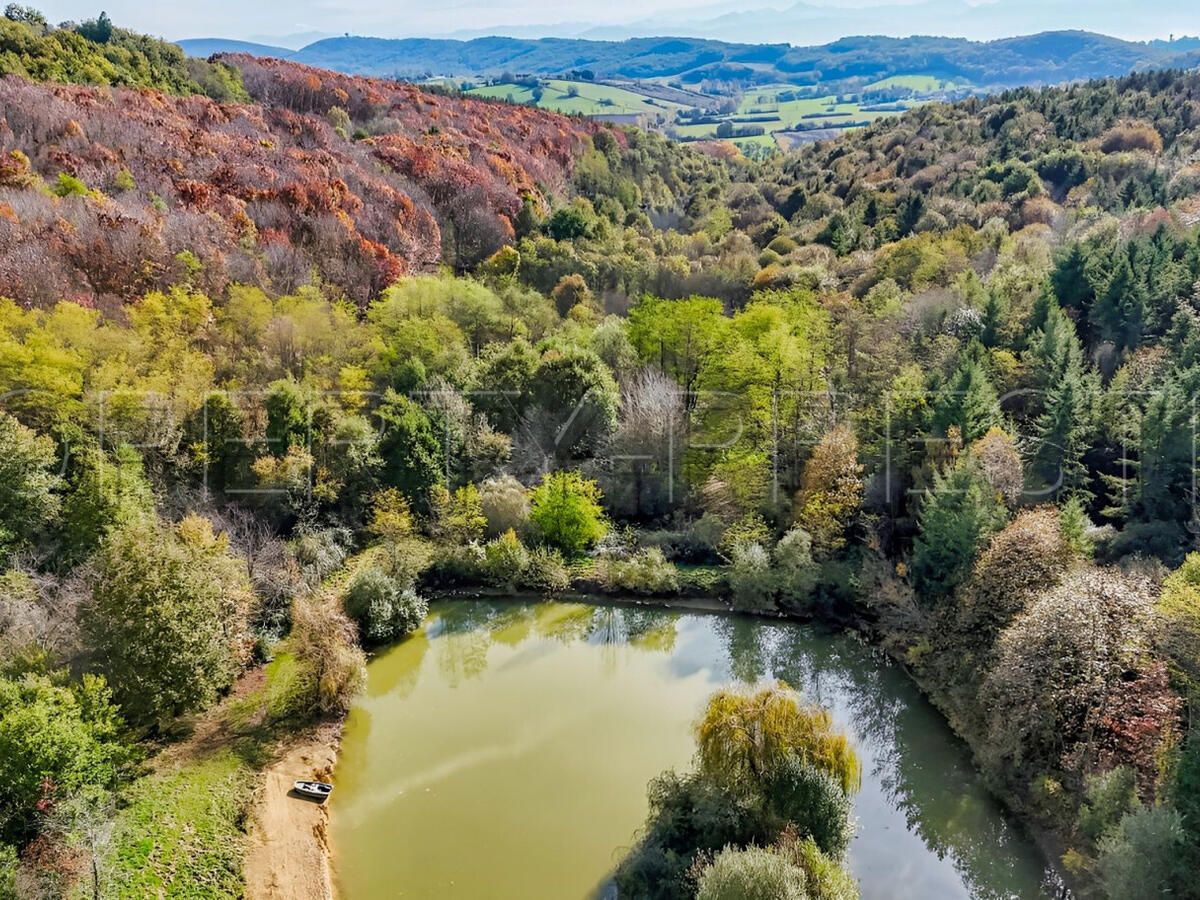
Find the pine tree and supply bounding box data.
[1092,253,1145,349]
[935,355,1001,443]
[1032,369,1094,501]
[910,458,1007,598]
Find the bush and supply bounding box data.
[776,828,859,900]
[429,541,486,586]
[1097,805,1188,899]
[1158,552,1200,694]
[597,548,680,595]
[774,528,819,612]
[980,567,1157,779]
[960,506,1070,635]
[0,672,131,843]
[291,527,349,585]
[0,843,14,900]
[342,567,428,646]
[483,529,530,589]
[1077,766,1138,845]
[528,471,608,557]
[728,543,775,612]
[84,519,251,727]
[478,475,531,538]
[1099,121,1163,154]
[521,546,571,594]
[616,769,765,900]
[696,846,807,900]
[764,756,853,858]
[289,593,366,715]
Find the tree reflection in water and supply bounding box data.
[365,599,1061,899]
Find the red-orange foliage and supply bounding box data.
[0,56,601,306]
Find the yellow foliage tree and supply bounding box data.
[695,682,861,796]
[795,425,863,559]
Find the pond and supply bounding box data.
[329,600,1063,899]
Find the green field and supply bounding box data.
[862,74,971,92]
[469,76,937,148]
[466,79,687,120]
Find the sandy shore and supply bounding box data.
[245,720,343,900]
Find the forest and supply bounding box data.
[1,7,1200,899]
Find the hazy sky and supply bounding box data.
[31,0,1196,45]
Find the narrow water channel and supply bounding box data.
[330,600,1062,899]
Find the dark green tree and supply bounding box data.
[375,391,445,510]
[910,458,1007,597]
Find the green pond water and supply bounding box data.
[330,600,1063,899]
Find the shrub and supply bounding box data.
[521,546,571,594]
[696,846,807,900]
[1098,121,1163,154]
[959,506,1070,635]
[342,566,428,646]
[597,548,680,595]
[1077,766,1139,845]
[429,541,486,586]
[478,475,531,538]
[289,593,366,715]
[729,542,776,612]
[774,527,819,612]
[528,471,608,557]
[776,828,859,900]
[52,172,89,197]
[0,843,14,899]
[1096,805,1188,899]
[980,567,1157,779]
[291,527,349,584]
[0,673,131,843]
[84,519,251,727]
[483,529,530,588]
[1158,552,1200,694]
[430,483,487,543]
[764,756,853,858]
[0,412,61,562]
[616,770,763,900]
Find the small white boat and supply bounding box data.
[293,780,333,801]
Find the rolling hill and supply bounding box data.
[180,30,1200,93]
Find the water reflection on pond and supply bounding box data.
[330,600,1062,899]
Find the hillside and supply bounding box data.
[181,30,1200,93]
[0,11,247,99]
[0,54,602,307]
[6,15,1200,900]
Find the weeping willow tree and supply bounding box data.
[694,681,862,796]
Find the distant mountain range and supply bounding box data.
[179,0,1200,49]
[178,31,1200,93]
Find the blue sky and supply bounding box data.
[32,0,1199,46]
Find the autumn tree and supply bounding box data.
[0,412,61,561]
[794,425,863,560]
[695,682,861,796]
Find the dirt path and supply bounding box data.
[245,720,342,900]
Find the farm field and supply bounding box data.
[466,78,687,119]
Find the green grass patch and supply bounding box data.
[102,752,253,899]
[861,74,969,92]
[466,79,687,118]
[98,654,317,898]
